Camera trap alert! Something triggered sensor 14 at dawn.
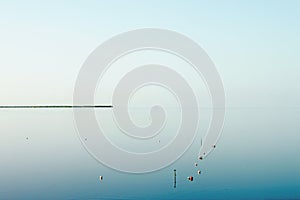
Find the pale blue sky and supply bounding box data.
[0,0,299,107]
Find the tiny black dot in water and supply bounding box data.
[85,138,87,141]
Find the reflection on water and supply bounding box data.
[0,108,300,199]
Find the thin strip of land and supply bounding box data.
[0,105,113,109]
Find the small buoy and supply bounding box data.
[187,176,194,181]
[213,145,216,148]
[85,138,87,141]
[197,170,201,175]
[26,137,28,140]
[199,156,203,160]
[99,176,103,181]
[195,163,198,167]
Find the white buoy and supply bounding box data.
[195,163,198,167]
[197,170,201,175]
[99,176,103,181]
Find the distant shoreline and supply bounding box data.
[0,105,113,109]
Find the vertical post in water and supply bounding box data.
[174,169,177,188]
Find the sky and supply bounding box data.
[0,0,299,107]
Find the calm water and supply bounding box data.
[0,108,299,199]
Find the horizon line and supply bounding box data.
[0,105,113,109]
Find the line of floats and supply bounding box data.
[98,145,217,188]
